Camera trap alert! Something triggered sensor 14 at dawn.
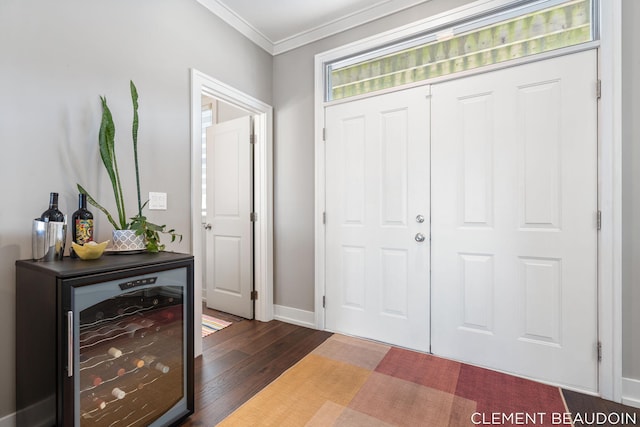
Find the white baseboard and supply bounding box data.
[273,305,315,328]
[0,412,15,427]
[622,377,640,409]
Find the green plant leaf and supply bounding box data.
[128,213,182,252]
[78,82,180,246]
[131,80,142,217]
[98,96,127,229]
[77,184,121,229]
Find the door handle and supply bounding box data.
[204,223,212,230]
[67,311,73,377]
[415,233,426,243]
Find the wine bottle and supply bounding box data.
[70,193,94,258]
[80,374,103,390]
[108,347,123,358]
[81,393,107,411]
[103,361,127,380]
[111,387,126,400]
[121,356,145,369]
[41,192,65,222]
[141,355,170,374]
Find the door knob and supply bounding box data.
[416,214,425,223]
[415,233,426,243]
[204,223,212,230]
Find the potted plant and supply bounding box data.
[77,81,181,252]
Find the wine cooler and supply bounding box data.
[16,252,194,427]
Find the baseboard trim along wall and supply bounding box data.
[623,377,640,409]
[273,305,315,328]
[0,412,15,427]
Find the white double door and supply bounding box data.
[325,50,598,391]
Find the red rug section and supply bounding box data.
[375,347,571,427]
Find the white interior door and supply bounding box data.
[205,115,254,319]
[430,50,598,391]
[325,87,430,352]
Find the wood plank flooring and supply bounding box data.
[562,389,640,426]
[181,309,640,426]
[180,309,332,426]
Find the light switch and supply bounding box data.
[149,192,167,210]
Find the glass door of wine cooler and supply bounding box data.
[71,267,189,427]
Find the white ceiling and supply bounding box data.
[196,0,430,55]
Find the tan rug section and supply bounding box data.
[218,334,570,427]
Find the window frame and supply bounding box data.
[324,0,598,102]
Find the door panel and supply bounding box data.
[325,87,430,352]
[430,50,598,391]
[205,115,253,319]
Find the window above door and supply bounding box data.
[326,0,596,101]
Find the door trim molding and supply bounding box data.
[190,69,274,357]
[314,0,622,400]
[597,0,623,403]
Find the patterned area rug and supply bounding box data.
[219,334,572,426]
[202,314,232,338]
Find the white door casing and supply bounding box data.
[205,115,254,319]
[430,50,598,391]
[191,69,274,358]
[324,87,431,352]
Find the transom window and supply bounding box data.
[327,0,595,101]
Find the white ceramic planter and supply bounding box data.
[112,229,146,251]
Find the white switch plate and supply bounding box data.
[148,192,167,210]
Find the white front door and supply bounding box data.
[205,115,254,319]
[430,50,598,391]
[325,87,431,351]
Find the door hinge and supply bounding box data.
[322,295,326,308]
[322,212,326,225]
[250,212,258,222]
[322,128,326,141]
[251,290,258,300]
[596,79,602,100]
[250,134,257,145]
[597,210,602,230]
[597,341,602,362]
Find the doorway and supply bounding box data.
[323,50,598,392]
[190,69,274,357]
[203,102,254,318]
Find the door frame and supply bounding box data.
[190,69,274,357]
[314,0,622,400]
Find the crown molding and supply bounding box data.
[197,0,430,56]
[196,0,274,53]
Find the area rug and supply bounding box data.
[218,334,572,426]
[202,314,232,338]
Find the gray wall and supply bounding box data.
[0,0,272,419]
[622,0,640,381]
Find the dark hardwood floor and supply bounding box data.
[563,389,640,426]
[182,308,640,426]
[180,308,332,426]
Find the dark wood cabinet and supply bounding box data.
[16,252,194,427]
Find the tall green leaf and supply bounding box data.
[77,184,120,230]
[131,80,142,217]
[98,97,127,229]
[98,96,127,229]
